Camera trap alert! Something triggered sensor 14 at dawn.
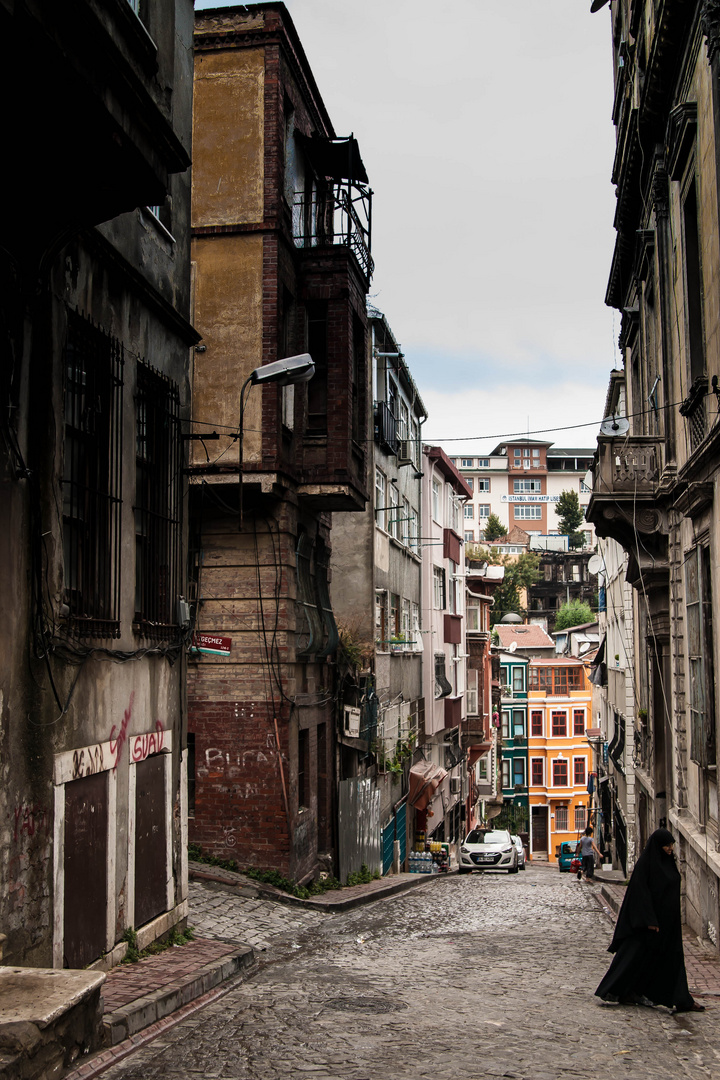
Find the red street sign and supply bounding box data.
[191,633,232,656]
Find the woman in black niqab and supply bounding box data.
[595,828,704,1011]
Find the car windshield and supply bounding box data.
[560,842,577,853]
[466,830,509,845]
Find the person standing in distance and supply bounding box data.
[576,826,602,882]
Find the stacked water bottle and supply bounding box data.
[409,849,437,873]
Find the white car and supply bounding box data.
[511,834,526,870]
[458,828,518,874]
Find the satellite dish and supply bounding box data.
[508,641,518,653]
[599,414,630,437]
[587,554,603,575]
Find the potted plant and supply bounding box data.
[390,634,406,655]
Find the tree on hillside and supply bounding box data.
[482,512,506,542]
[554,599,594,631]
[488,551,540,625]
[556,489,585,549]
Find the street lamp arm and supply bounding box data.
[238,353,315,530]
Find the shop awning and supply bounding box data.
[408,762,447,811]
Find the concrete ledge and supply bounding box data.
[102,945,254,1047]
[0,970,105,1080]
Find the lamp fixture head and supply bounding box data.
[250,353,314,386]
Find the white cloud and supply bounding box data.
[196,0,620,449]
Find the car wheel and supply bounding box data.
[520,862,526,870]
[458,867,471,875]
[509,864,519,874]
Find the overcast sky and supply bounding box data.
[195,0,619,454]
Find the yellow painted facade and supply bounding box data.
[527,660,593,863]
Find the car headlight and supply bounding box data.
[460,846,469,854]
[502,847,512,854]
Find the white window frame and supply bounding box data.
[433,566,445,609]
[515,505,542,520]
[432,478,441,524]
[375,469,386,531]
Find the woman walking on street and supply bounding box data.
[595,828,704,1012]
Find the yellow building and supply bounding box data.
[527,659,592,863]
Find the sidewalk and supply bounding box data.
[597,880,720,998]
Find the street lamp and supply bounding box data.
[238,353,314,529]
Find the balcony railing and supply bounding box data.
[593,436,663,494]
[293,182,374,280]
[374,400,398,454]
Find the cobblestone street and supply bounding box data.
[85,864,720,1080]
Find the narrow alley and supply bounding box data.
[82,867,719,1080]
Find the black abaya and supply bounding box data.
[595,828,695,1010]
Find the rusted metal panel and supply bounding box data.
[64,772,108,969]
[134,755,167,927]
[338,777,380,883]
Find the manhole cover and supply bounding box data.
[324,996,408,1014]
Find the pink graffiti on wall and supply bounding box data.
[109,692,135,770]
[13,804,49,843]
[130,722,166,764]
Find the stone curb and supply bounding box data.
[599,883,624,915]
[189,862,447,911]
[102,945,255,1047]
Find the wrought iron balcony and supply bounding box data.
[293,182,374,281]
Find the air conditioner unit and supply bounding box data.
[397,440,414,465]
[450,777,461,794]
[343,706,361,738]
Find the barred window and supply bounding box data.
[555,805,568,830]
[62,310,124,637]
[574,806,587,831]
[134,363,181,636]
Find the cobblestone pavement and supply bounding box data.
[187,879,325,954]
[98,865,720,1080]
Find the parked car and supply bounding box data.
[459,828,518,874]
[511,834,526,870]
[558,840,579,872]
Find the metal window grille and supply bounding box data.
[134,362,182,637]
[62,309,124,637]
[434,653,452,699]
[555,805,568,830]
[574,806,586,831]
